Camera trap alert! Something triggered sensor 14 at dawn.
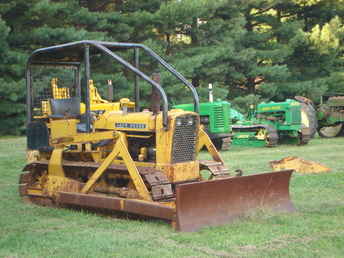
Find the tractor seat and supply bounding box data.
[49,97,81,119]
[49,97,93,133]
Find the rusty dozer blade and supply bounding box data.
[175,170,295,232]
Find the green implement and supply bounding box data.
[174,101,232,150]
[232,98,317,147]
[317,94,344,137]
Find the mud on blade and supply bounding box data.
[175,170,295,232]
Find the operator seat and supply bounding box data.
[49,97,81,119]
[49,97,91,132]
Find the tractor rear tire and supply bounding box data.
[300,102,318,138]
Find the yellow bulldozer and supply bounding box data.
[20,40,294,232]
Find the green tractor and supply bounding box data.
[317,94,344,138]
[173,101,232,150]
[232,98,317,147]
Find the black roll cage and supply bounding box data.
[26,40,200,131]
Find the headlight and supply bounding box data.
[176,119,182,126]
[187,118,194,125]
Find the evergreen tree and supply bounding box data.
[0,15,26,134]
[0,0,344,134]
[0,0,131,134]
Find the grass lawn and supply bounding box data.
[0,137,343,257]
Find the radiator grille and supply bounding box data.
[171,114,198,163]
[213,105,225,128]
[290,107,301,125]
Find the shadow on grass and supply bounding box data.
[59,203,170,227]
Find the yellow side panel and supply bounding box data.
[80,102,122,114]
[50,119,78,138]
[94,111,156,131]
[155,112,173,164]
[157,161,200,182]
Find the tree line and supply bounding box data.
[0,0,344,134]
